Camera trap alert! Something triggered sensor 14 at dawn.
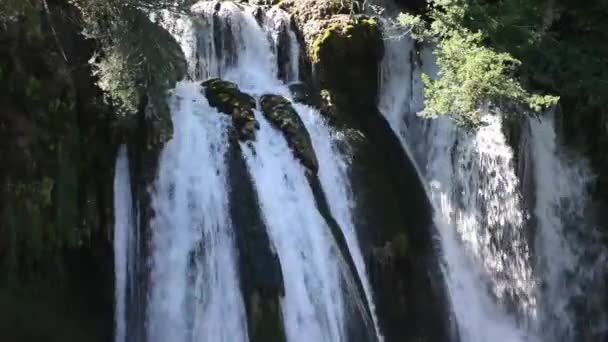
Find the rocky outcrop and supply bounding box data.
[227,136,286,342]
[202,78,259,141]
[281,0,451,340]
[347,110,450,342]
[0,2,114,341]
[310,16,383,114]
[288,82,313,105]
[260,94,319,173]
[281,0,383,121]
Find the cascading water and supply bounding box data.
[146,82,248,342]
[296,102,384,341]
[528,112,608,341]
[241,111,347,342]
[114,2,608,341]
[142,2,380,342]
[379,30,539,341]
[114,145,136,342]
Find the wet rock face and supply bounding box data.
[201,78,259,141]
[227,138,287,342]
[0,2,114,341]
[260,94,319,173]
[288,82,312,105]
[345,111,451,342]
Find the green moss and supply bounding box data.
[392,233,409,258]
[202,79,258,141]
[312,17,380,63]
[40,177,55,207]
[25,76,42,99]
[260,95,319,173]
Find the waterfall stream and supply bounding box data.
[112,2,607,342]
[116,2,381,342]
[241,111,347,342]
[379,33,538,341]
[378,27,608,342]
[147,82,248,342]
[114,145,136,342]
[528,112,608,340]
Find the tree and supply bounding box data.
[71,0,192,118]
[399,0,558,127]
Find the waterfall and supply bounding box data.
[296,102,384,341]
[146,82,248,342]
[140,2,380,342]
[528,112,608,341]
[114,145,136,342]
[241,111,347,342]
[379,32,538,341]
[110,2,608,342]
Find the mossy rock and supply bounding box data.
[311,16,383,113]
[202,78,259,141]
[260,94,319,173]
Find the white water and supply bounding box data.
[156,2,381,342]
[297,103,384,341]
[146,82,248,342]
[114,145,135,342]
[529,112,608,340]
[379,31,538,341]
[242,111,346,342]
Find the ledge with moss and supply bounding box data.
[202,78,259,141]
[260,94,319,174]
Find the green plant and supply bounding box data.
[398,0,558,127]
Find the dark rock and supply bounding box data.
[0,2,114,341]
[260,94,319,173]
[310,16,383,118]
[288,82,312,105]
[227,137,286,342]
[306,172,378,342]
[202,78,259,141]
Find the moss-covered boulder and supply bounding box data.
[202,78,259,141]
[260,94,319,173]
[310,16,383,114]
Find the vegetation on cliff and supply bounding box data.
[399,0,559,127]
[72,0,190,118]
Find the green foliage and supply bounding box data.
[461,0,608,117]
[398,0,559,127]
[0,0,42,38]
[73,0,188,117]
[40,177,55,207]
[25,76,42,99]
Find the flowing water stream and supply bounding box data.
[113,3,607,341]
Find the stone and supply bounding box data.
[259,94,319,173]
[201,78,259,141]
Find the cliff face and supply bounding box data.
[1,0,190,334]
[0,0,451,340]
[0,2,115,341]
[279,1,451,340]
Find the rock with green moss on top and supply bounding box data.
[260,94,319,174]
[201,78,259,141]
[310,16,383,113]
